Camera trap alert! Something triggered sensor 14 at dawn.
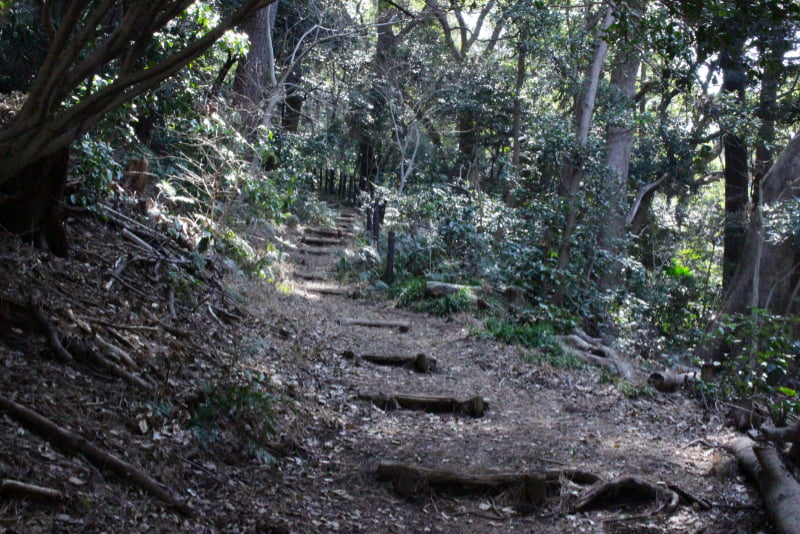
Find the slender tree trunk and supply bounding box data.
[597,50,640,291]
[511,35,528,169]
[552,6,615,305]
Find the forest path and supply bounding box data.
[253,200,752,533]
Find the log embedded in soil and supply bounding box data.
[425,281,476,297]
[342,318,411,332]
[302,236,342,246]
[359,392,486,417]
[648,370,699,393]
[733,437,800,534]
[375,461,598,509]
[359,352,436,373]
[0,395,192,517]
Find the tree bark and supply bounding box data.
[733,438,800,534]
[720,44,749,289]
[697,131,800,362]
[597,46,640,292]
[552,5,615,304]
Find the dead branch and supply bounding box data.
[94,332,138,370]
[0,395,192,516]
[556,335,634,379]
[65,337,153,391]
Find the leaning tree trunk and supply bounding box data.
[696,131,800,363]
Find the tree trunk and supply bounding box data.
[720,44,749,289]
[597,49,640,292]
[552,6,615,305]
[0,147,69,256]
[233,5,274,119]
[697,131,800,362]
[511,35,528,169]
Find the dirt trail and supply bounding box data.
[0,202,762,533]
[250,202,760,533]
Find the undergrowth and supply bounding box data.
[392,277,475,316]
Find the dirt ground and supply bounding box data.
[0,200,768,533]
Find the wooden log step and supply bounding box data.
[308,286,350,296]
[294,271,328,281]
[305,227,352,238]
[297,246,336,255]
[358,392,486,417]
[343,351,436,373]
[342,318,411,332]
[376,461,600,509]
[302,236,342,246]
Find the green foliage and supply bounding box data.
[710,310,800,420]
[392,277,475,316]
[691,310,800,425]
[71,137,123,206]
[618,381,656,400]
[189,377,277,461]
[483,317,577,368]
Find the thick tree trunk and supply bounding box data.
[697,131,800,362]
[0,147,69,256]
[234,7,272,111]
[720,46,749,289]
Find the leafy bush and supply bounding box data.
[392,277,475,316]
[71,137,123,206]
[711,310,800,422]
[482,317,577,367]
[189,378,277,462]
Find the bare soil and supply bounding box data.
[0,200,767,533]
